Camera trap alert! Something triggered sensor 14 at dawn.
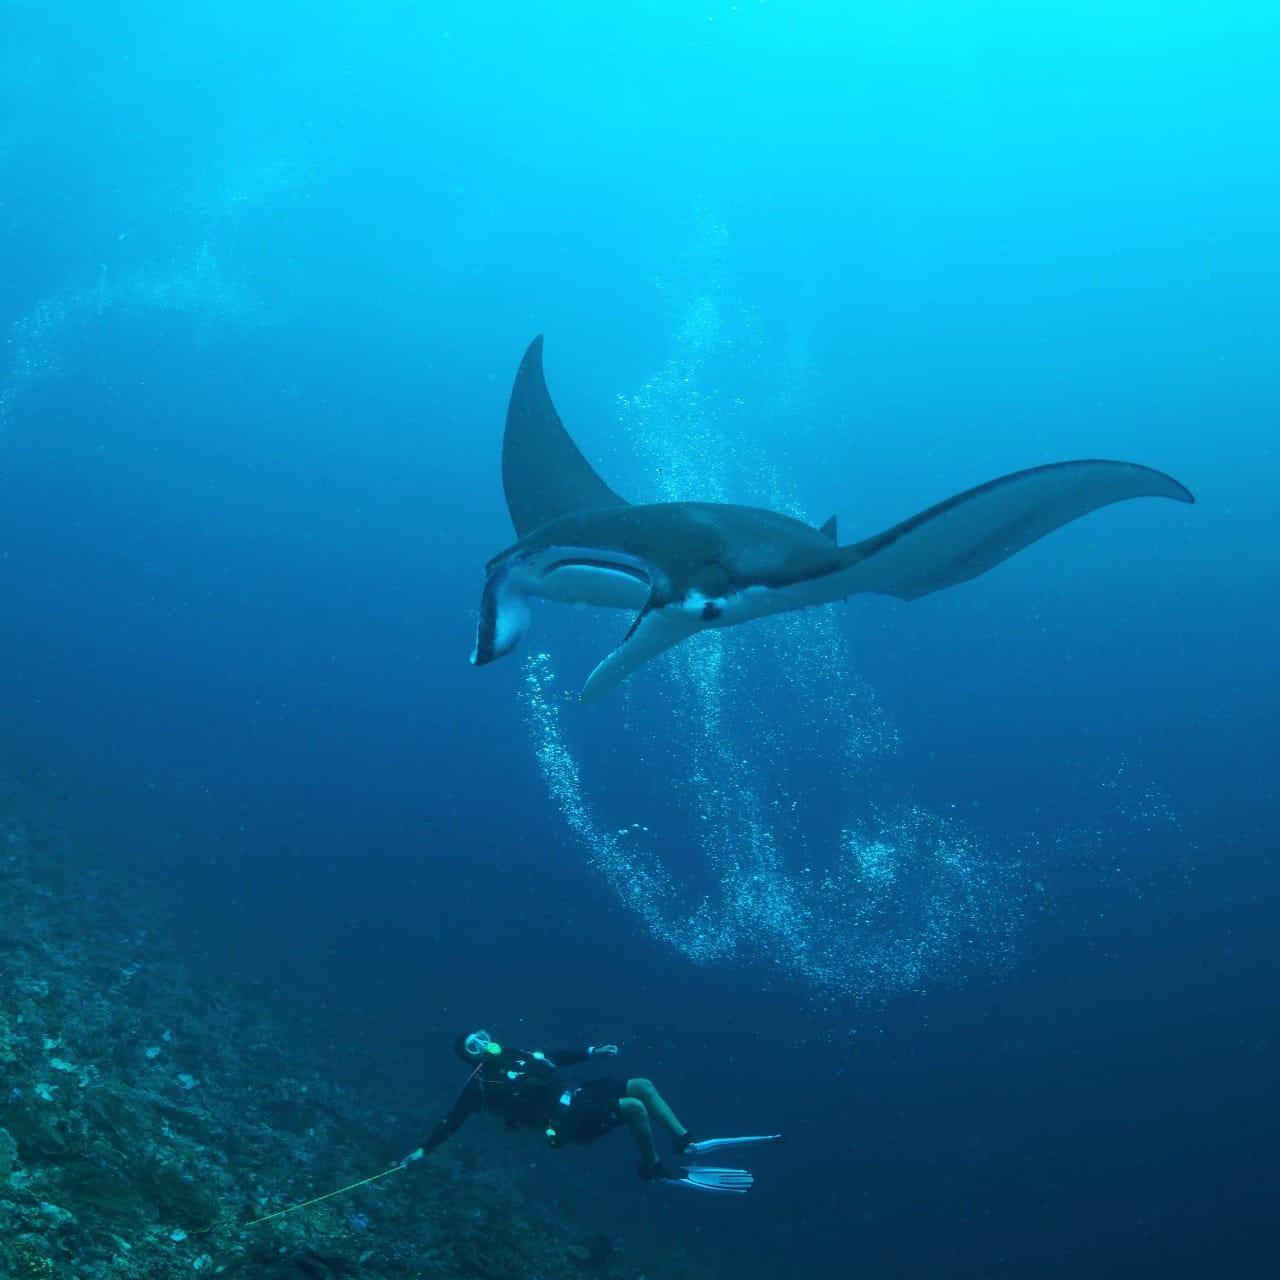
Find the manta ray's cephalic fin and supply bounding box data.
[841,459,1194,601]
[502,337,629,538]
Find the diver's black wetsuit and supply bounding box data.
[421,1046,625,1153]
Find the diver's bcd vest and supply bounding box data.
[477,1048,582,1146]
[478,1048,556,1114]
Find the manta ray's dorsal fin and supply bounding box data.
[502,337,629,538]
[819,514,838,541]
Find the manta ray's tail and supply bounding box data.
[838,459,1194,601]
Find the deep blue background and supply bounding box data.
[1,3,1275,1275]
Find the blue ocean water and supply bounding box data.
[1,2,1275,1274]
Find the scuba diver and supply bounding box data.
[399,1030,782,1193]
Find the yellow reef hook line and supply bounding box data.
[188,1163,406,1236]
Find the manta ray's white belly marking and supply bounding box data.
[676,573,847,630]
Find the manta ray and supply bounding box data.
[472,337,1193,704]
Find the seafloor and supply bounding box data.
[0,772,714,1280]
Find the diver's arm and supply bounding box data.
[403,1079,480,1164]
[550,1045,618,1067]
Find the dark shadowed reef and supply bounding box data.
[0,771,722,1280]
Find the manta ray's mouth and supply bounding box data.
[542,557,650,584]
[530,548,654,611]
[473,547,654,669]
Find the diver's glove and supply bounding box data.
[398,1148,425,1169]
[588,1044,619,1057]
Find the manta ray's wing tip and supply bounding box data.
[515,335,545,377]
[1155,469,1195,505]
[1084,460,1195,506]
[1098,460,1195,506]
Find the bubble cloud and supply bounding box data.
[520,275,1022,1001]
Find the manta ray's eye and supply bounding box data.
[701,600,723,621]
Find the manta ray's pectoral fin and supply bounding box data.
[840,459,1193,602]
[503,337,629,538]
[580,597,698,706]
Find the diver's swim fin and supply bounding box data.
[679,1133,784,1156]
[664,1165,754,1194]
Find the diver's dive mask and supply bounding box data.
[463,1030,502,1059]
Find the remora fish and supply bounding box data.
[472,337,1193,704]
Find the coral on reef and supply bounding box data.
[2,1238,59,1279]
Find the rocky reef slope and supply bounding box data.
[0,777,709,1280]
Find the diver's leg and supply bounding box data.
[626,1077,687,1141]
[618,1096,659,1166]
